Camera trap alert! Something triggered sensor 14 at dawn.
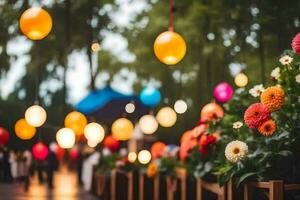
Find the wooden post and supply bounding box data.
[139,174,144,200]
[244,183,252,200]
[110,169,116,200]
[176,168,186,200]
[227,178,233,200]
[218,186,226,200]
[127,172,133,200]
[166,176,177,200]
[154,175,160,200]
[196,177,202,200]
[269,181,283,200]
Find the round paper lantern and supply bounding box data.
[111,118,133,141]
[180,130,193,144]
[0,127,10,146]
[139,115,158,134]
[174,99,188,114]
[234,73,248,87]
[140,87,161,107]
[70,149,78,160]
[156,107,177,127]
[201,103,224,121]
[84,122,105,144]
[214,82,233,103]
[103,135,120,152]
[125,103,135,113]
[87,140,98,148]
[154,31,187,65]
[138,150,151,164]
[25,105,47,127]
[15,118,36,140]
[56,128,76,149]
[128,152,137,163]
[150,142,166,159]
[64,111,87,136]
[32,142,48,161]
[292,32,300,56]
[19,7,52,40]
[200,103,224,122]
[91,42,101,52]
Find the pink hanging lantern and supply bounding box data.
[70,149,78,160]
[213,82,233,103]
[0,127,10,146]
[32,142,49,161]
[292,33,300,56]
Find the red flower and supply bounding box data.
[292,33,300,56]
[198,134,217,157]
[179,138,197,160]
[244,103,270,128]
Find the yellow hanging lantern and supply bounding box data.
[156,107,177,127]
[154,31,186,65]
[84,122,105,144]
[64,111,87,136]
[234,73,249,87]
[56,128,76,149]
[19,7,52,40]
[138,150,151,164]
[139,115,158,134]
[111,118,133,141]
[15,119,36,140]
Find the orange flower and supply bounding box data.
[258,119,276,137]
[260,86,285,111]
[147,162,158,178]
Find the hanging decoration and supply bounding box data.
[32,142,49,161]
[174,99,188,114]
[292,32,300,56]
[139,115,158,134]
[140,87,161,107]
[91,41,101,52]
[49,142,64,160]
[150,142,166,159]
[200,102,224,122]
[25,105,47,127]
[56,128,76,149]
[64,111,87,136]
[0,127,10,146]
[103,135,120,152]
[84,122,105,144]
[156,106,177,127]
[15,118,36,140]
[19,7,52,40]
[138,150,151,164]
[128,152,137,163]
[153,0,186,65]
[213,82,233,103]
[111,118,134,141]
[234,73,249,87]
[125,102,135,113]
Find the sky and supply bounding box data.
[1,0,149,105]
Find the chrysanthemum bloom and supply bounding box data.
[233,121,243,129]
[258,119,276,137]
[249,84,265,97]
[279,55,293,65]
[270,67,280,80]
[260,86,285,111]
[244,103,270,128]
[225,140,248,163]
[147,162,158,178]
[292,32,300,56]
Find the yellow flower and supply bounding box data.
[225,140,248,163]
[260,86,285,111]
[147,162,158,178]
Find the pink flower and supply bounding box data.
[244,103,270,128]
[292,33,300,56]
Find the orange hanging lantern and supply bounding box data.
[154,31,186,65]
[19,7,52,40]
[64,111,87,136]
[200,102,224,122]
[111,118,134,141]
[15,119,36,140]
[150,142,166,159]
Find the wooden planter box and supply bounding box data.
[244,180,300,200]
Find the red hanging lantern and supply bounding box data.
[0,127,10,146]
[32,142,49,161]
[103,135,120,152]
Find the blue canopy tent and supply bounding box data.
[75,86,149,123]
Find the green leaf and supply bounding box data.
[277,150,292,157]
[235,172,257,187]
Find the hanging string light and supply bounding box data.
[15,118,36,140]
[139,115,158,134]
[91,41,101,52]
[64,111,87,136]
[156,106,177,127]
[234,73,249,87]
[56,128,76,149]
[153,0,187,65]
[125,102,135,113]
[111,118,134,141]
[138,150,151,164]
[84,122,105,144]
[174,99,188,114]
[25,105,47,127]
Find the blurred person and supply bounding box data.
[23,150,32,191]
[46,149,58,189]
[9,150,17,182]
[0,147,3,181]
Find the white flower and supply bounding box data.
[249,84,265,97]
[279,55,293,65]
[233,121,243,129]
[296,74,300,83]
[102,147,111,156]
[270,67,280,80]
[225,140,248,163]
